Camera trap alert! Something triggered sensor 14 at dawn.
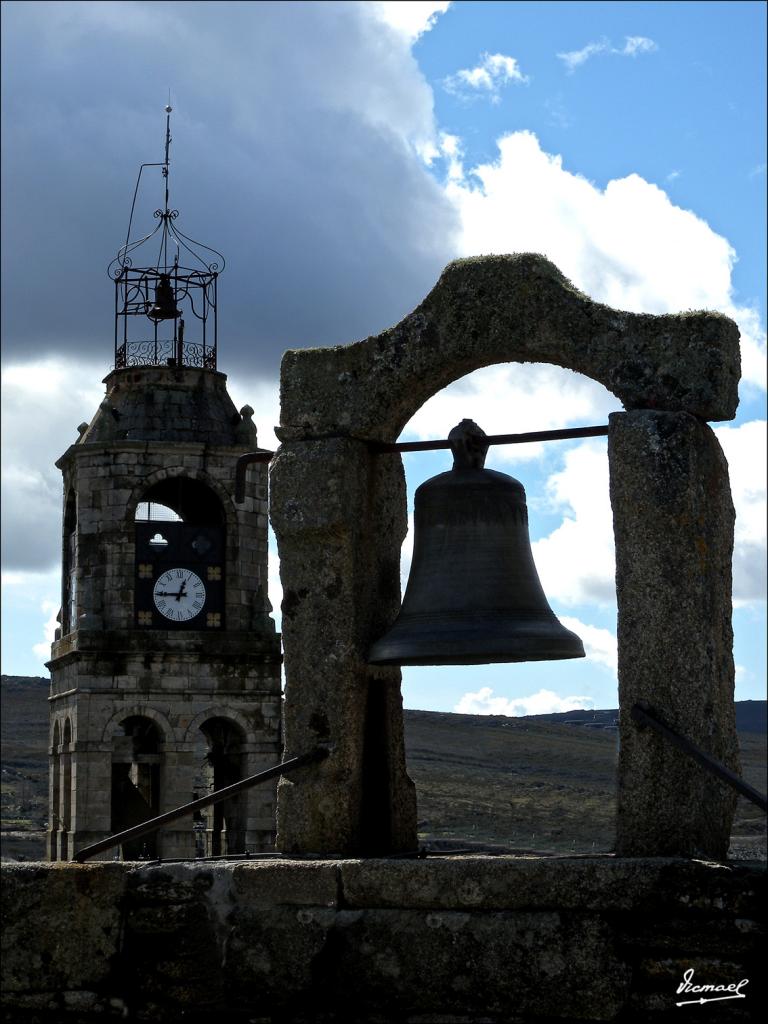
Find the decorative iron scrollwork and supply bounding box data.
[115,339,218,371]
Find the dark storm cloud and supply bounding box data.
[1,1,459,376]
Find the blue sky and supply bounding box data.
[1,1,765,716]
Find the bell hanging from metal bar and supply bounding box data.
[147,273,179,322]
[368,419,586,666]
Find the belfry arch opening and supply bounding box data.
[133,477,227,630]
[134,477,226,525]
[388,362,623,855]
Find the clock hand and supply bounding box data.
[155,586,187,599]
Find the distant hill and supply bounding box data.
[513,700,767,735]
[1,675,765,860]
[1,675,50,859]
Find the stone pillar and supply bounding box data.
[158,747,197,860]
[47,746,60,860]
[270,438,417,855]
[71,748,114,860]
[243,749,279,851]
[609,410,739,858]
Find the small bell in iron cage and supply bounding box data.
[146,273,179,322]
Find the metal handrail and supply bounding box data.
[631,702,767,811]
[73,747,328,862]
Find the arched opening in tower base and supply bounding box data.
[110,716,163,860]
[192,717,247,856]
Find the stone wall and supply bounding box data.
[1,858,763,1022]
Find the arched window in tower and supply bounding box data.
[111,716,164,860]
[134,478,226,630]
[62,491,77,634]
[194,717,246,856]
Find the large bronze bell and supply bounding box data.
[368,419,585,666]
[147,273,179,322]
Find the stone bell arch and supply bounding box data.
[270,253,741,859]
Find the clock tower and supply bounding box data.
[47,108,281,861]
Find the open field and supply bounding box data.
[405,709,619,853]
[1,675,764,860]
[405,707,766,859]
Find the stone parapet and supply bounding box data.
[1,857,764,1022]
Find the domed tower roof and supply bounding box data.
[79,365,257,447]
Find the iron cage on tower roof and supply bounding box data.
[108,104,226,371]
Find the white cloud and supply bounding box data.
[558,35,657,72]
[267,532,283,631]
[1,567,61,676]
[443,130,767,393]
[226,372,282,452]
[454,686,595,716]
[714,420,767,604]
[402,363,621,462]
[444,52,529,103]
[528,422,766,614]
[1,359,105,572]
[32,600,59,662]
[621,36,657,57]
[372,1,450,42]
[532,440,616,607]
[557,39,610,72]
[436,132,465,180]
[559,616,617,675]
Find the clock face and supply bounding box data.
[152,568,206,622]
[135,523,224,629]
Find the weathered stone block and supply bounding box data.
[0,863,125,994]
[321,908,630,1020]
[232,860,339,907]
[609,411,739,858]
